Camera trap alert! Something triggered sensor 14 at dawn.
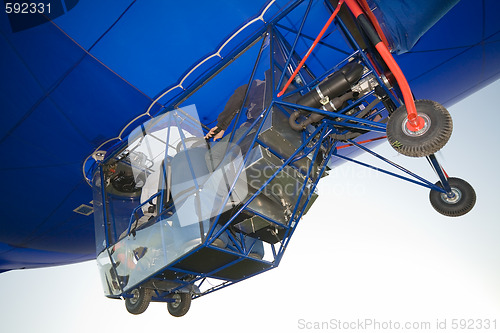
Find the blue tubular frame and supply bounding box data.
[426,154,453,194]
[276,100,387,132]
[333,149,446,193]
[277,134,337,263]
[276,0,314,92]
[160,0,307,113]
[93,0,459,305]
[125,192,162,236]
[209,119,326,243]
[99,168,111,248]
[205,104,275,245]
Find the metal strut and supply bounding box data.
[426,154,454,196]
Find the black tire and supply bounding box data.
[429,177,476,217]
[167,293,191,317]
[387,100,452,157]
[125,287,152,315]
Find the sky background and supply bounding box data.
[1,80,499,332]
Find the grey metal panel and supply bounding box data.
[232,143,319,243]
[244,144,317,212]
[233,215,285,244]
[253,106,322,179]
[245,190,288,225]
[259,106,306,162]
[222,107,324,243]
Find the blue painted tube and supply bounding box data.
[205,104,275,243]
[334,152,445,193]
[276,133,337,264]
[276,100,387,130]
[426,154,453,194]
[346,139,441,188]
[209,122,328,243]
[276,0,314,91]
[126,191,162,235]
[99,165,111,248]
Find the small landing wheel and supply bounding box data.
[430,177,476,217]
[125,287,152,315]
[167,293,191,317]
[387,100,453,157]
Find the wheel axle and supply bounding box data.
[406,113,426,132]
[430,177,476,217]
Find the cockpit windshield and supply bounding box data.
[93,105,249,295]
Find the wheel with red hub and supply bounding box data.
[386,100,453,157]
